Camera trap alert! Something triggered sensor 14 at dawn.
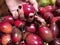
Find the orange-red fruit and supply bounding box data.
[0,22,13,33]
[1,34,11,45]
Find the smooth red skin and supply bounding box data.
[51,17,60,23]
[51,17,60,38]
[55,9,60,15]
[39,7,47,15]
[25,23,36,33]
[51,38,60,45]
[0,22,13,33]
[51,17,58,23]
[43,12,54,21]
[38,26,53,42]
[50,22,59,38]
[0,22,2,30]
[56,0,60,7]
[23,4,35,16]
[26,33,44,45]
[45,5,55,12]
[14,20,25,27]
[1,34,11,45]
[12,27,22,43]
[4,15,14,24]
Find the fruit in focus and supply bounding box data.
[1,34,11,45]
[26,33,44,45]
[0,22,13,33]
[4,15,14,24]
[23,4,35,17]
[25,23,36,33]
[38,26,53,42]
[11,27,22,43]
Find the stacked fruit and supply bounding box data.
[0,0,60,45]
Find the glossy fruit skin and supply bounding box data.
[23,4,35,17]
[26,33,44,45]
[1,34,11,45]
[51,17,58,23]
[55,9,60,16]
[45,5,55,12]
[50,22,59,38]
[50,38,60,45]
[43,12,54,22]
[51,17,60,24]
[56,0,60,7]
[25,23,36,33]
[14,20,25,27]
[38,26,53,42]
[39,7,46,15]
[4,15,14,24]
[11,27,22,43]
[0,22,13,33]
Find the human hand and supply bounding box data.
[5,0,38,20]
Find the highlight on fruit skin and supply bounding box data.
[1,34,11,45]
[26,33,44,45]
[11,27,22,43]
[38,26,53,42]
[0,0,60,45]
[23,4,35,17]
[4,15,14,24]
[25,23,36,33]
[14,19,26,28]
[0,21,13,34]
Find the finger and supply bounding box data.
[29,0,38,12]
[35,15,47,25]
[11,10,18,19]
[18,4,25,21]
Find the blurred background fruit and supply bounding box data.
[37,0,50,7]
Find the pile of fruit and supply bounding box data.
[0,0,60,45]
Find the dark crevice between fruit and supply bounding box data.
[19,25,26,41]
[7,40,13,45]
[56,19,60,28]
[56,20,60,38]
